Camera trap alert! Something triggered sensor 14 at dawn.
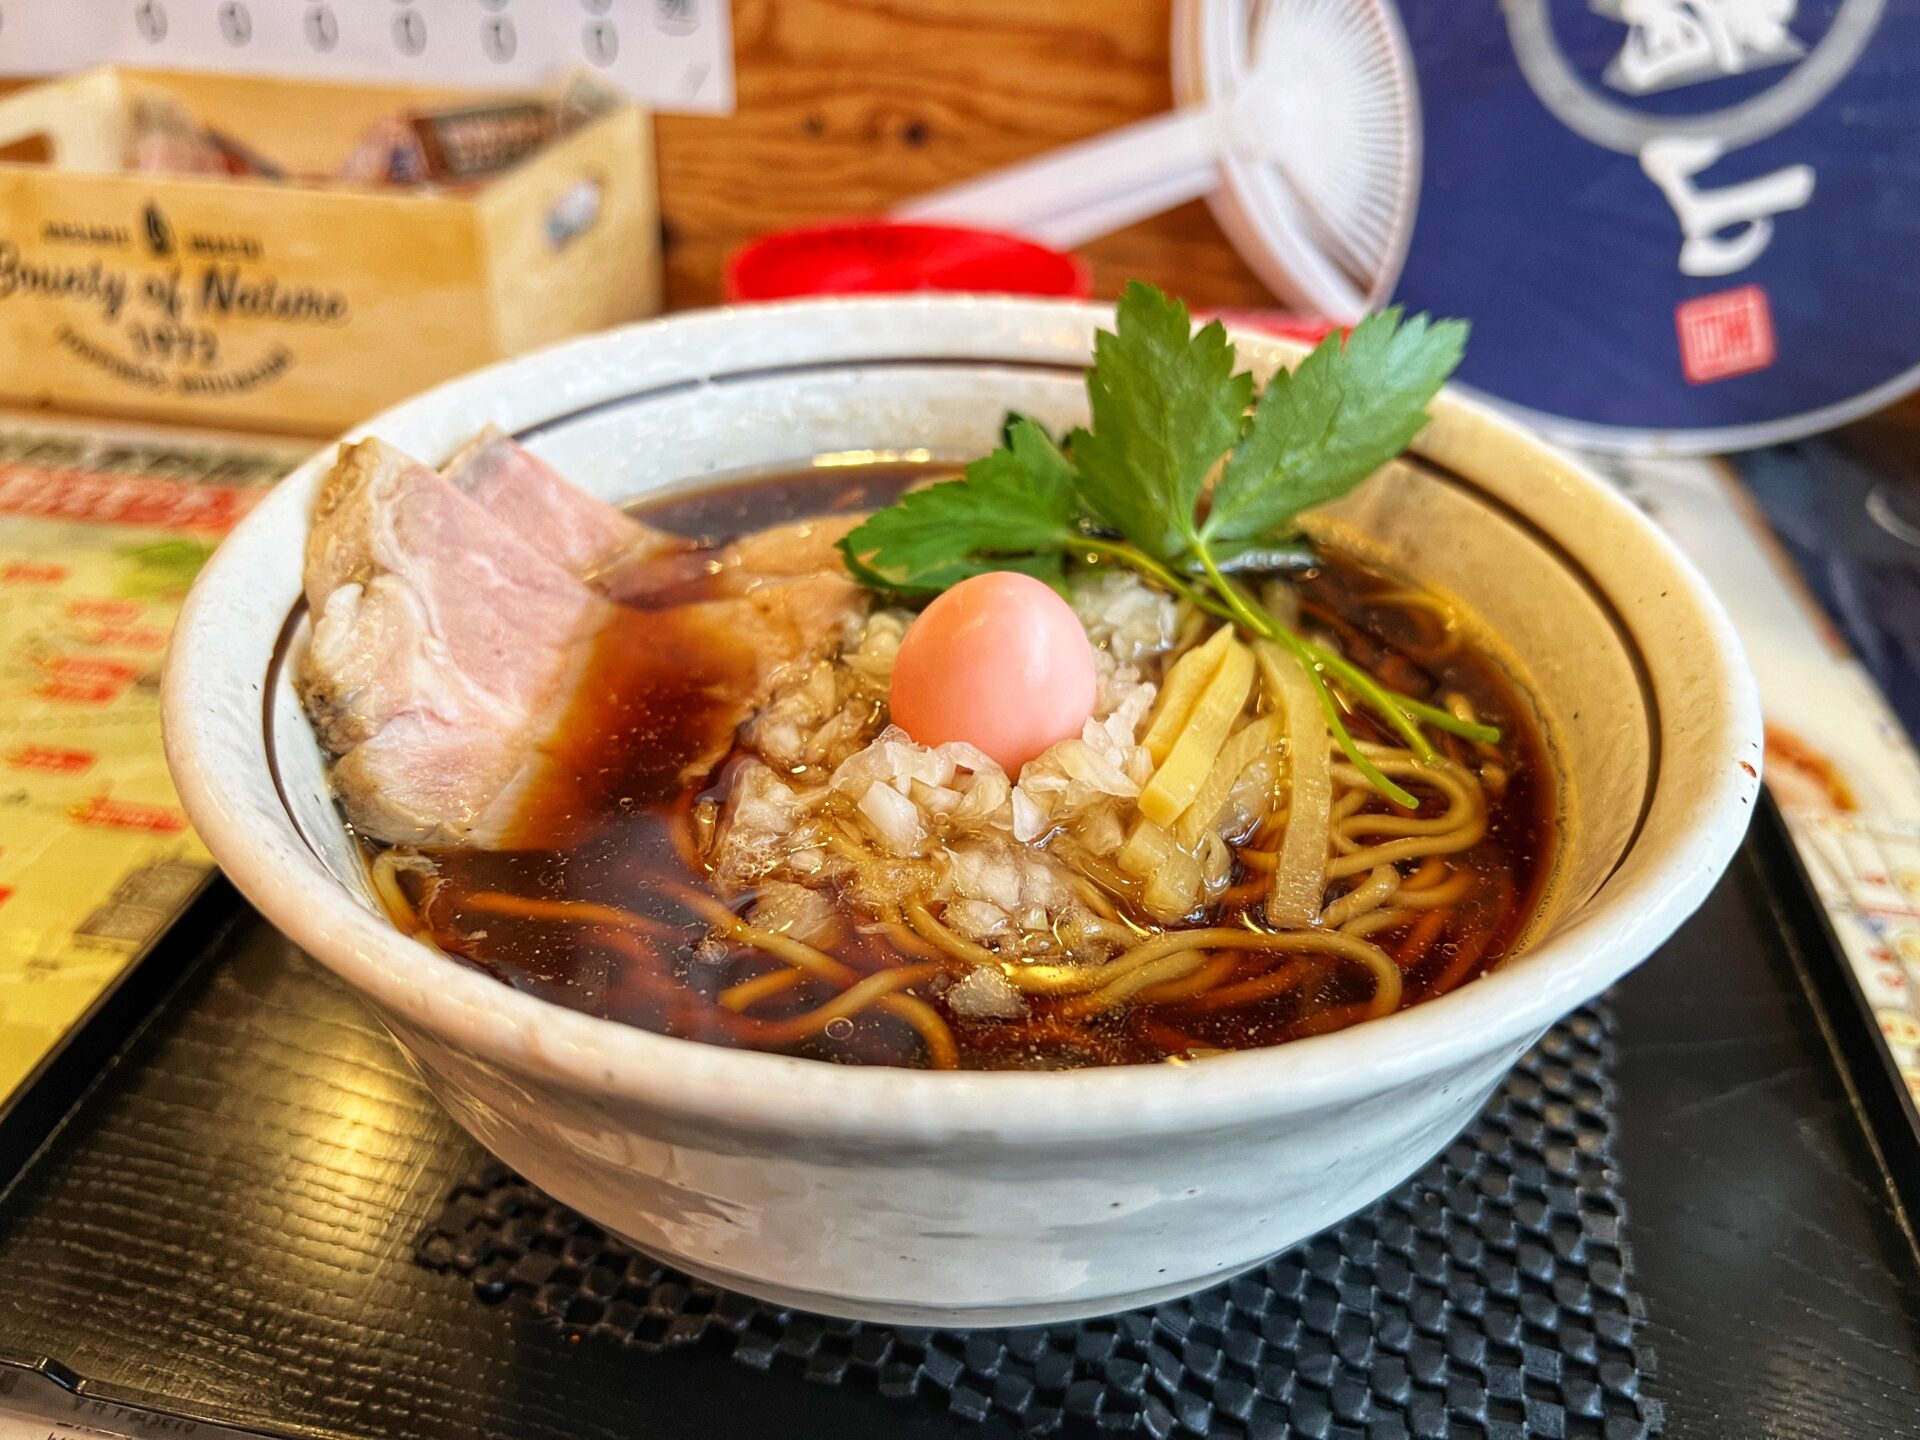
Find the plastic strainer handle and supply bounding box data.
[894,106,1225,250]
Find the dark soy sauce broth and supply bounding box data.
[385,466,1556,1070]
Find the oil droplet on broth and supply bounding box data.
[824,1017,856,1041]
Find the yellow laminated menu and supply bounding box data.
[0,421,296,1104]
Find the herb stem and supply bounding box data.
[1078,537,1200,603]
[1393,694,1502,745]
[1082,537,1497,806]
[1188,538,1272,639]
[1188,536,1421,809]
[1300,639,1436,762]
[1079,533,1496,806]
[1079,537,1254,633]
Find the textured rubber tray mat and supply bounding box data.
[417,1003,1660,1440]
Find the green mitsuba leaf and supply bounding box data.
[1202,308,1467,548]
[1068,281,1253,566]
[835,417,1079,596]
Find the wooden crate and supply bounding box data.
[0,68,659,435]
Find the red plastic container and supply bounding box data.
[726,221,1092,303]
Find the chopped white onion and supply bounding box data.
[1075,804,1127,856]
[950,843,1025,911]
[947,966,1028,1019]
[1011,787,1047,842]
[749,881,841,945]
[1054,739,1140,798]
[912,780,964,814]
[856,779,924,852]
[1069,569,1180,664]
[947,898,1013,940]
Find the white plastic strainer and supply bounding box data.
[896,0,1420,319]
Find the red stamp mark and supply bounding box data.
[2,559,67,584]
[44,655,139,684]
[0,465,261,532]
[35,654,139,704]
[1676,285,1776,384]
[7,744,95,775]
[82,624,169,651]
[69,795,187,834]
[38,679,122,704]
[67,598,143,622]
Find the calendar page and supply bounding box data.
[0,0,733,114]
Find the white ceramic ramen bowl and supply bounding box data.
[163,296,1761,1325]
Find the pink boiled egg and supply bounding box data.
[890,571,1097,774]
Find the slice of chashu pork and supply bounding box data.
[300,436,859,848]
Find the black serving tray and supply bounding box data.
[0,800,1916,1440]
